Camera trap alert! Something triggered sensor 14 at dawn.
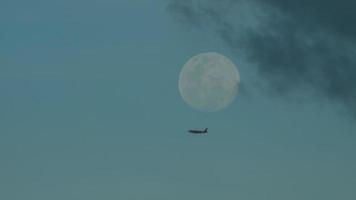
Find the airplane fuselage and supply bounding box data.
[188,128,208,134]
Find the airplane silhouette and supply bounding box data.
[188,128,208,134]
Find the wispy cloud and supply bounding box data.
[167,0,356,117]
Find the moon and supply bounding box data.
[178,52,240,112]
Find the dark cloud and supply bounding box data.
[255,0,356,38]
[167,0,356,117]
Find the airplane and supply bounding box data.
[188,128,208,134]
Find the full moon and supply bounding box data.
[178,52,240,112]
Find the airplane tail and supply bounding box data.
[204,128,208,133]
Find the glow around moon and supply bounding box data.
[179,52,240,112]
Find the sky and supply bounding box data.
[1,0,356,199]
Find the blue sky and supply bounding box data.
[1,0,356,199]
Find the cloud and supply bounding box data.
[167,0,356,117]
